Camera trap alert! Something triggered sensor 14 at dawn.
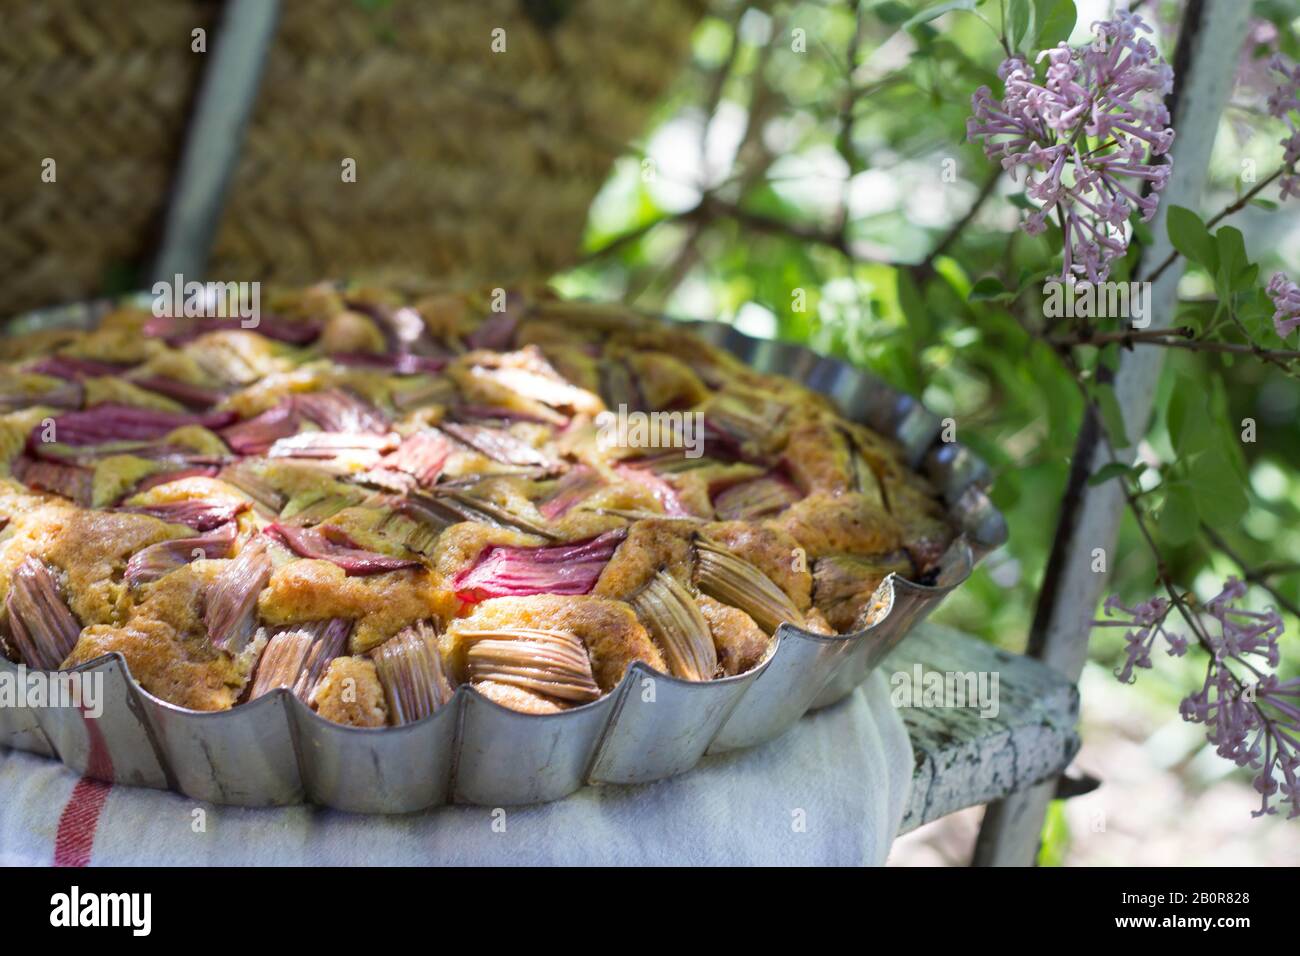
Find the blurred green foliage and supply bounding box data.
[1037,798,1071,866]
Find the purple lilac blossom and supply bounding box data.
[1267,55,1300,199]
[1268,272,1300,339]
[1096,578,1298,819]
[967,11,1174,281]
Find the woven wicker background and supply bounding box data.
[0,1,218,315]
[1,0,704,315]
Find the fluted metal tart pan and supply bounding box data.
[0,295,1006,812]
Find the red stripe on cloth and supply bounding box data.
[53,777,112,867]
[53,705,115,867]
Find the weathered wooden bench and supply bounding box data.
[884,623,1079,834]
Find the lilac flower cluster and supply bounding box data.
[1097,593,1185,683]
[967,11,1175,281]
[1268,272,1300,340]
[1097,578,1299,819]
[1266,54,1300,200]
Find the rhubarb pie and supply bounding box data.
[0,285,955,725]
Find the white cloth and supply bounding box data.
[0,671,911,866]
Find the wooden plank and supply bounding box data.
[972,0,1254,865]
[150,0,281,283]
[885,623,1079,833]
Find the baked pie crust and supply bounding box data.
[0,285,955,725]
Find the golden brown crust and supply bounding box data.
[186,330,293,386]
[536,345,601,395]
[661,470,713,518]
[880,475,956,572]
[431,522,548,581]
[0,411,55,470]
[0,329,82,361]
[313,656,388,727]
[802,606,835,635]
[448,347,603,425]
[59,324,161,365]
[64,564,251,711]
[780,416,855,494]
[767,491,904,560]
[593,519,695,600]
[474,679,565,715]
[320,311,386,355]
[624,352,710,409]
[697,594,771,676]
[258,561,454,654]
[413,293,470,340]
[1,502,181,626]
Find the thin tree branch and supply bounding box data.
[1202,524,1300,621]
[1141,167,1286,284]
[1051,328,1300,362]
[915,170,1003,276]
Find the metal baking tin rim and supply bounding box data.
[0,293,1007,810]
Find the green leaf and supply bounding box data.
[1166,205,1217,272]
[873,1,915,24]
[903,0,979,30]
[1159,482,1198,546]
[1214,225,1248,295]
[1007,0,1032,50]
[1087,462,1134,487]
[1188,451,1248,527]
[1017,267,1054,292]
[1165,374,1211,456]
[1172,297,1215,335]
[1037,800,1072,867]
[1212,225,1260,294]
[969,276,1016,302]
[895,270,932,365]
[1206,377,1248,481]
[1235,262,1260,291]
[1236,287,1275,339]
[991,469,1021,510]
[1032,0,1076,49]
[1094,386,1127,446]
